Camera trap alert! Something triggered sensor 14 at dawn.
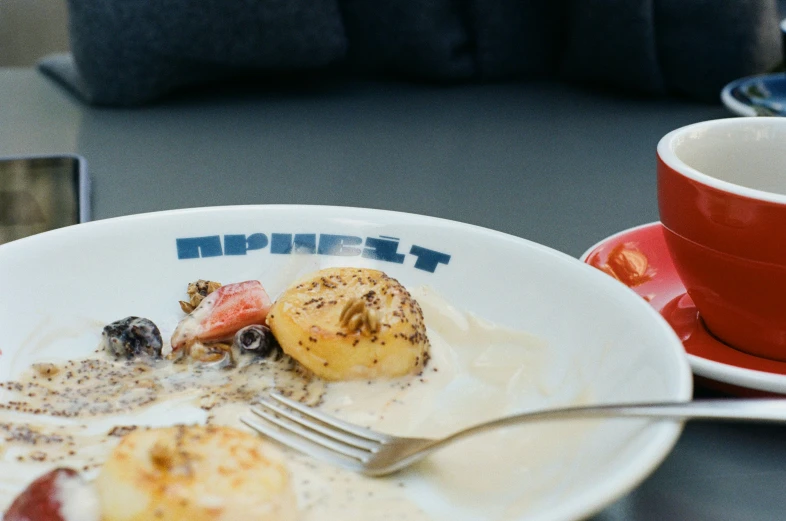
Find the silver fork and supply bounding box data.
[240,393,786,477]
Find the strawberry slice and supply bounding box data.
[170,280,272,352]
[4,468,76,521]
[199,280,272,342]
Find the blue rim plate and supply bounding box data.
[721,73,786,117]
[0,205,691,521]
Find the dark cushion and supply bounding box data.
[340,0,474,79]
[656,0,781,101]
[38,0,782,106]
[560,0,781,102]
[50,0,348,105]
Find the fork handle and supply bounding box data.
[437,398,786,449]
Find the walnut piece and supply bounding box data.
[179,279,222,313]
[338,298,380,335]
[189,342,232,362]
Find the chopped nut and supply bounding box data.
[367,310,379,332]
[188,342,234,369]
[180,280,222,314]
[188,280,222,299]
[339,298,380,335]
[188,293,202,309]
[339,299,365,323]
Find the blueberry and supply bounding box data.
[233,325,279,357]
[101,317,163,359]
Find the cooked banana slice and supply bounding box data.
[267,267,430,381]
[95,425,298,521]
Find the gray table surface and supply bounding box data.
[3,67,786,520]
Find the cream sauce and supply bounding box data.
[0,287,593,520]
[56,472,100,521]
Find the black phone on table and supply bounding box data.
[0,154,90,245]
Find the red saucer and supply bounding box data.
[582,222,786,396]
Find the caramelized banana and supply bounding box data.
[267,267,429,381]
[95,425,297,521]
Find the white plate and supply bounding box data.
[0,205,691,521]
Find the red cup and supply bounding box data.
[658,117,786,361]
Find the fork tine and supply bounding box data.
[249,406,372,461]
[240,416,366,473]
[256,398,381,451]
[269,392,391,442]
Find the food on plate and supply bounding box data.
[96,425,297,521]
[3,468,99,521]
[186,342,236,369]
[233,324,281,358]
[100,317,163,359]
[164,269,430,382]
[2,269,433,517]
[0,264,551,521]
[267,267,430,381]
[167,280,281,367]
[3,426,298,521]
[179,279,222,314]
[169,280,272,356]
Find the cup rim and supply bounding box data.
[657,117,786,205]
